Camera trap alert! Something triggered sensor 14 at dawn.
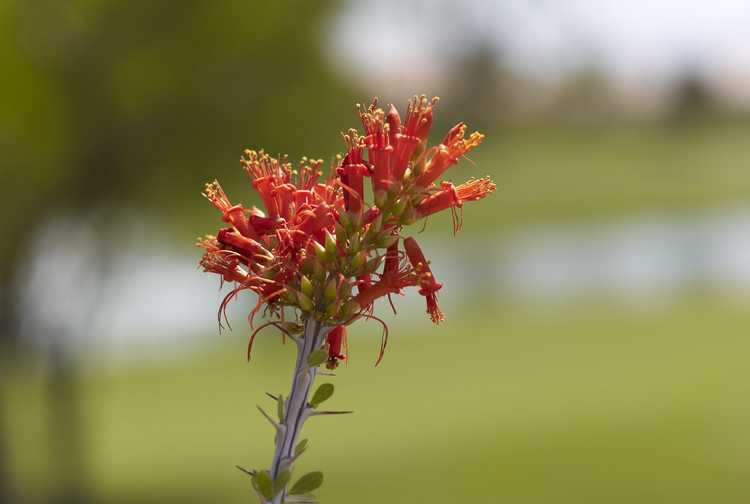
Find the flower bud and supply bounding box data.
[324,230,337,256]
[301,256,315,275]
[296,291,314,312]
[350,210,363,230]
[391,198,407,216]
[335,222,348,243]
[324,276,338,303]
[376,233,399,249]
[351,251,367,271]
[300,275,314,298]
[348,232,362,254]
[369,214,383,233]
[323,302,338,319]
[338,210,352,230]
[312,259,326,282]
[312,240,327,262]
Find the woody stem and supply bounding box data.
[267,318,330,504]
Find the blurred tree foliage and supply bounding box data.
[0,0,357,323]
[1,0,356,260]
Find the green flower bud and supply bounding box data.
[351,211,363,230]
[296,291,314,312]
[376,233,399,249]
[312,240,327,262]
[324,277,337,303]
[323,302,337,319]
[338,211,352,229]
[312,259,326,282]
[300,257,315,275]
[324,230,337,256]
[348,232,361,254]
[335,222,348,243]
[392,198,407,216]
[370,214,383,233]
[300,275,314,298]
[351,251,367,270]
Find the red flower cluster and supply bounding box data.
[198,95,495,366]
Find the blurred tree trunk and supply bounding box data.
[47,343,90,504]
[0,249,22,503]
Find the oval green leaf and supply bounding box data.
[307,350,327,368]
[309,383,334,408]
[289,471,324,495]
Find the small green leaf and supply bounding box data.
[251,470,274,500]
[289,471,324,495]
[274,469,291,495]
[307,350,327,368]
[276,394,285,422]
[294,438,309,458]
[309,383,334,408]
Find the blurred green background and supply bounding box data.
[3,1,750,503]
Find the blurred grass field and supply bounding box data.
[461,118,750,231]
[6,294,750,503]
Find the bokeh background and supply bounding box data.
[3,1,750,502]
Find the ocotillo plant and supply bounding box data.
[198,95,495,503]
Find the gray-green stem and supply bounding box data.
[267,318,330,504]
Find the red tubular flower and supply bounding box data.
[199,251,248,284]
[203,181,258,239]
[249,208,284,235]
[354,267,416,309]
[414,123,484,187]
[272,183,297,221]
[386,104,401,147]
[326,325,348,368]
[294,204,334,235]
[455,176,497,202]
[403,237,444,324]
[338,133,369,213]
[392,96,437,180]
[217,228,272,260]
[416,178,496,218]
[359,100,394,194]
[197,236,250,284]
[404,95,435,142]
[252,176,279,218]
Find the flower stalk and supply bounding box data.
[266,319,330,504]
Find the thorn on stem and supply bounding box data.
[235,465,255,477]
[257,405,281,430]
